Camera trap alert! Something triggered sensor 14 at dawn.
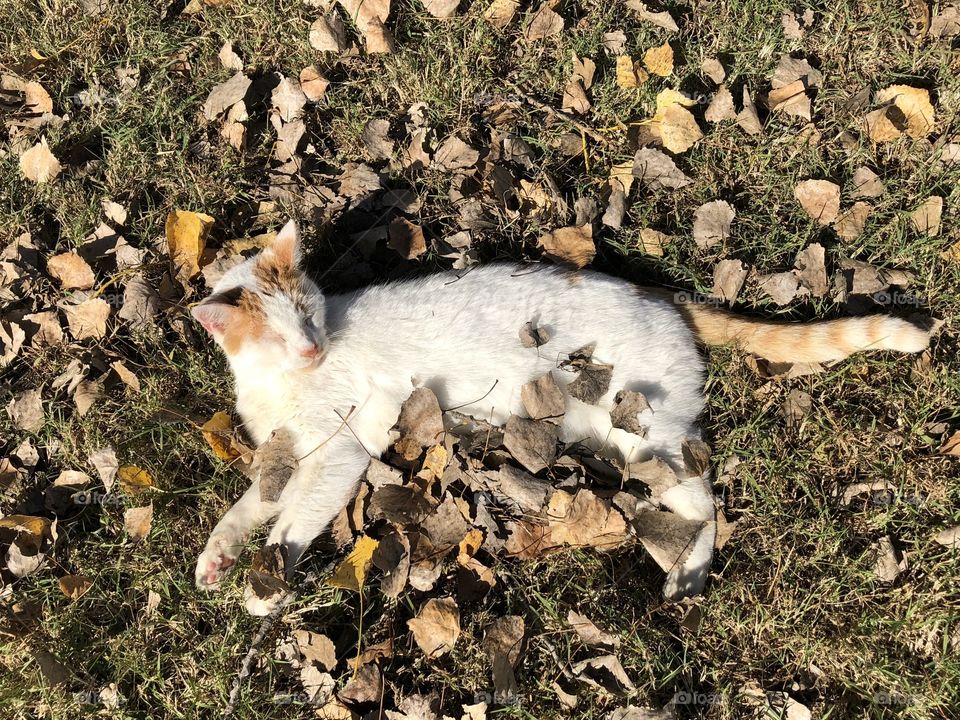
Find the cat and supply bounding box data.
[191,220,932,615]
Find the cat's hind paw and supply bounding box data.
[194,535,240,590]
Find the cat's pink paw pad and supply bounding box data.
[195,536,240,591]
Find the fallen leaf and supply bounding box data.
[793,243,828,296]
[934,526,960,547]
[117,465,154,495]
[248,543,289,600]
[124,504,153,541]
[88,446,118,491]
[693,200,735,248]
[422,0,459,19]
[638,228,670,255]
[58,574,93,600]
[736,88,763,135]
[610,390,650,434]
[705,85,736,122]
[309,15,349,53]
[519,320,550,348]
[503,415,557,473]
[202,71,251,120]
[650,91,703,153]
[632,148,691,190]
[299,66,329,102]
[712,259,748,304]
[388,219,426,259]
[548,489,628,550]
[166,209,214,280]
[911,196,943,236]
[63,297,110,340]
[525,3,564,41]
[570,655,635,694]
[484,0,519,28]
[615,56,648,88]
[254,428,298,502]
[851,166,884,198]
[782,12,804,39]
[362,118,394,160]
[19,137,61,183]
[22,311,63,347]
[408,596,460,657]
[434,136,479,171]
[873,535,906,582]
[875,85,935,139]
[294,630,337,671]
[642,41,673,77]
[7,389,43,432]
[271,76,306,123]
[767,80,811,120]
[701,57,726,84]
[566,361,613,404]
[329,535,380,592]
[521,372,565,422]
[772,54,822,89]
[833,202,872,241]
[538,225,595,268]
[567,610,620,649]
[782,389,812,430]
[634,508,703,572]
[938,431,960,456]
[794,179,840,224]
[74,379,102,416]
[932,4,960,37]
[47,252,95,289]
[111,360,141,393]
[758,271,802,305]
[300,666,335,706]
[562,54,596,115]
[396,387,444,454]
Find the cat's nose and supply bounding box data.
[300,344,319,360]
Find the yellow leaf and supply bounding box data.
[457,528,484,564]
[875,85,935,139]
[58,574,93,600]
[30,48,49,61]
[165,210,214,280]
[648,90,703,154]
[201,411,243,461]
[420,444,449,481]
[0,514,51,537]
[327,535,379,592]
[642,41,673,77]
[118,465,154,495]
[615,55,648,89]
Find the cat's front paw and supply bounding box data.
[194,534,241,590]
[243,582,290,616]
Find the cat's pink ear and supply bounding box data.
[269,219,301,270]
[191,301,233,335]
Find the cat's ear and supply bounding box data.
[191,300,233,335]
[268,219,301,270]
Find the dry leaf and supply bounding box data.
[294,629,337,672]
[833,202,871,241]
[254,428,298,502]
[88,446,118,491]
[58,574,93,600]
[772,55,822,89]
[538,225,595,268]
[328,535,380,592]
[166,209,214,280]
[570,655,635,694]
[124,504,153,541]
[484,0,519,28]
[767,80,811,120]
[794,179,840,224]
[111,360,140,393]
[701,57,725,83]
[705,85,736,122]
[525,4,564,41]
[20,137,61,183]
[47,252,95,289]
[362,118,394,160]
[651,96,702,153]
[7,389,43,433]
[643,41,673,77]
[63,297,110,340]
[851,166,884,198]
[615,56,648,88]
[932,4,960,37]
[632,148,691,190]
[408,596,460,657]
[562,54,596,115]
[118,465,154,495]
[626,1,679,30]
[712,259,748,304]
[200,411,243,461]
[610,390,650,434]
[567,610,619,649]
[504,415,557,473]
[736,88,763,135]
[693,200,734,248]
[299,66,329,102]
[939,431,960,455]
[521,372,565,422]
[396,387,444,451]
[758,272,802,305]
[911,196,943,236]
[873,535,906,582]
[547,489,628,550]
[202,71,251,120]
[434,136,479,171]
[310,15,349,53]
[934,525,960,547]
[638,228,670,255]
[272,76,307,123]
[422,0,459,19]
[874,85,934,139]
[793,243,828,296]
[519,320,550,348]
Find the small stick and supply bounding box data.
[504,80,612,147]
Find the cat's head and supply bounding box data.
[191,220,327,372]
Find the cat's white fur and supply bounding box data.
[192,220,922,615]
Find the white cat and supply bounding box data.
[191,220,931,615]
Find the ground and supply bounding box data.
[1,0,959,718]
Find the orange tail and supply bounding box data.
[675,302,932,363]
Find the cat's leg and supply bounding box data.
[195,479,281,590]
[244,441,369,616]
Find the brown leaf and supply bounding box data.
[248,543,289,599]
[503,415,557,473]
[310,15,349,53]
[370,485,435,524]
[495,464,551,513]
[47,252,95,289]
[938,430,960,456]
[705,85,736,122]
[299,66,329,102]
[794,179,840,224]
[642,41,673,77]
[874,85,935,139]
[767,80,811,120]
[63,297,110,340]
[567,610,620,649]
[538,225,595,269]
[833,202,872,241]
[421,0,460,18]
[124,504,153,541]
[388,218,427,260]
[632,148,691,190]
[851,166,884,198]
[525,3,564,40]
[200,411,247,462]
[701,57,726,84]
[361,118,394,160]
[434,136,479,171]
[772,55,822,89]
[396,387,444,450]
[712,259,748,304]
[693,200,735,248]
[911,196,943,237]
[634,508,702,572]
[7,389,43,433]
[372,529,410,597]
[58,574,94,600]
[758,271,802,306]
[339,663,382,704]
[567,362,613,405]
[254,428,298,503]
[793,243,828,296]
[19,137,61,184]
[615,56,648,88]
[202,71,251,120]
[521,372,565,422]
[626,1,678,30]
[736,88,763,135]
[519,320,550,348]
[570,655,635,694]
[484,0,519,28]
[610,390,650,434]
[408,596,460,657]
[271,76,306,123]
[547,489,629,550]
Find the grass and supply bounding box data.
[1,0,959,718]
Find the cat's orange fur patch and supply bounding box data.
[222,290,266,354]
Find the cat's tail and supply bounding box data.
[676,302,933,363]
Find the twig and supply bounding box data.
[505,80,612,147]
